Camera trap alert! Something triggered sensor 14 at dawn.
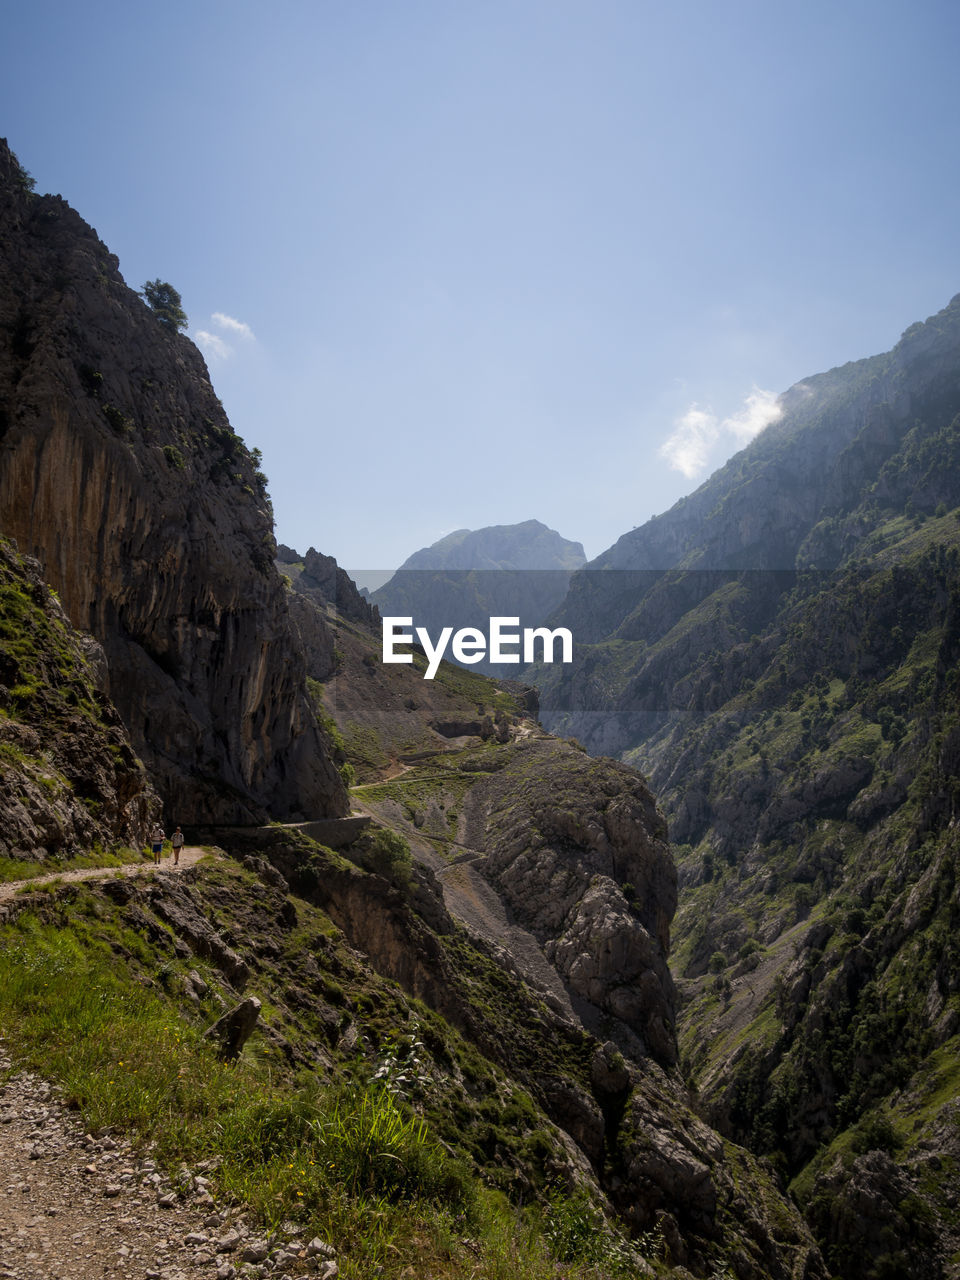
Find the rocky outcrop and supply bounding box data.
[460,739,678,1065]
[0,537,156,859]
[204,997,262,1061]
[0,139,345,824]
[805,1149,942,1280]
[278,546,378,628]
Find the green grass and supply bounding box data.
[0,846,147,885]
[0,898,650,1280]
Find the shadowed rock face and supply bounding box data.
[0,139,345,824]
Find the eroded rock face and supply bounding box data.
[463,740,678,1065]
[0,539,157,859]
[806,1149,941,1280]
[0,139,345,824]
[234,822,825,1278]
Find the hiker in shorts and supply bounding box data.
[171,827,184,866]
[151,824,165,864]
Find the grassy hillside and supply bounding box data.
[0,857,639,1279]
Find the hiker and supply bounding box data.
[171,826,184,866]
[151,824,165,864]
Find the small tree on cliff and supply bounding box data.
[141,279,188,333]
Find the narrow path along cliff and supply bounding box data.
[0,848,213,903]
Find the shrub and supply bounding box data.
[338,761,356,787]
[141,280,188,333]
[313,1085,470,1206]
[103,404,133,436]
[851,1111,899,1155]
[366,829,412,889]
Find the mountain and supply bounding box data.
[539,294,960,1277]
[384,520,587,574]
[371,520,586,676]
[0,139,344,825]
[0,140,824,1279]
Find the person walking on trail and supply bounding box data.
[171,827,184,866]
[151,824,165,864]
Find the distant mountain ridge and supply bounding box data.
[387,519,586,574]
[372,519,586,676]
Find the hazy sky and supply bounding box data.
[4,1,960,570]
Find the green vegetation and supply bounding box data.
[102,402,134,436]
[0,863,655,1279]
[0,846,145,885]
[351,827,413,891]
[0,539,153,863]
[162,443,185,470]
[536,366,960,1272]
[141,279,188,333]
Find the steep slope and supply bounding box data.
[0,526,827,1277]
[267,562,828,1275]
[538,295,960,1277]
[0,537,156,861]
[0,139,344,824]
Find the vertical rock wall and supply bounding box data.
[0,140,345,823]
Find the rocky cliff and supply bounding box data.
[0,139,345,824]
[277,544,378,630]
[0,537,156,860]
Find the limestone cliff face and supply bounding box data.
[461,739,678,1065]
[0,140,345,823]
[0,538,157,859]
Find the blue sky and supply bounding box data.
[4,0,960,570]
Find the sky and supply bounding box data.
[4,0,960,572]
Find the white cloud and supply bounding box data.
[658,405,719,478]
[194,330,232,361]
[194,312,256,361]
[660,387,782,479]
[212,312,255,341]
[721,387,782,442]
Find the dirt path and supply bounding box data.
[0,1045,336,1280]
[0,847,212,904]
